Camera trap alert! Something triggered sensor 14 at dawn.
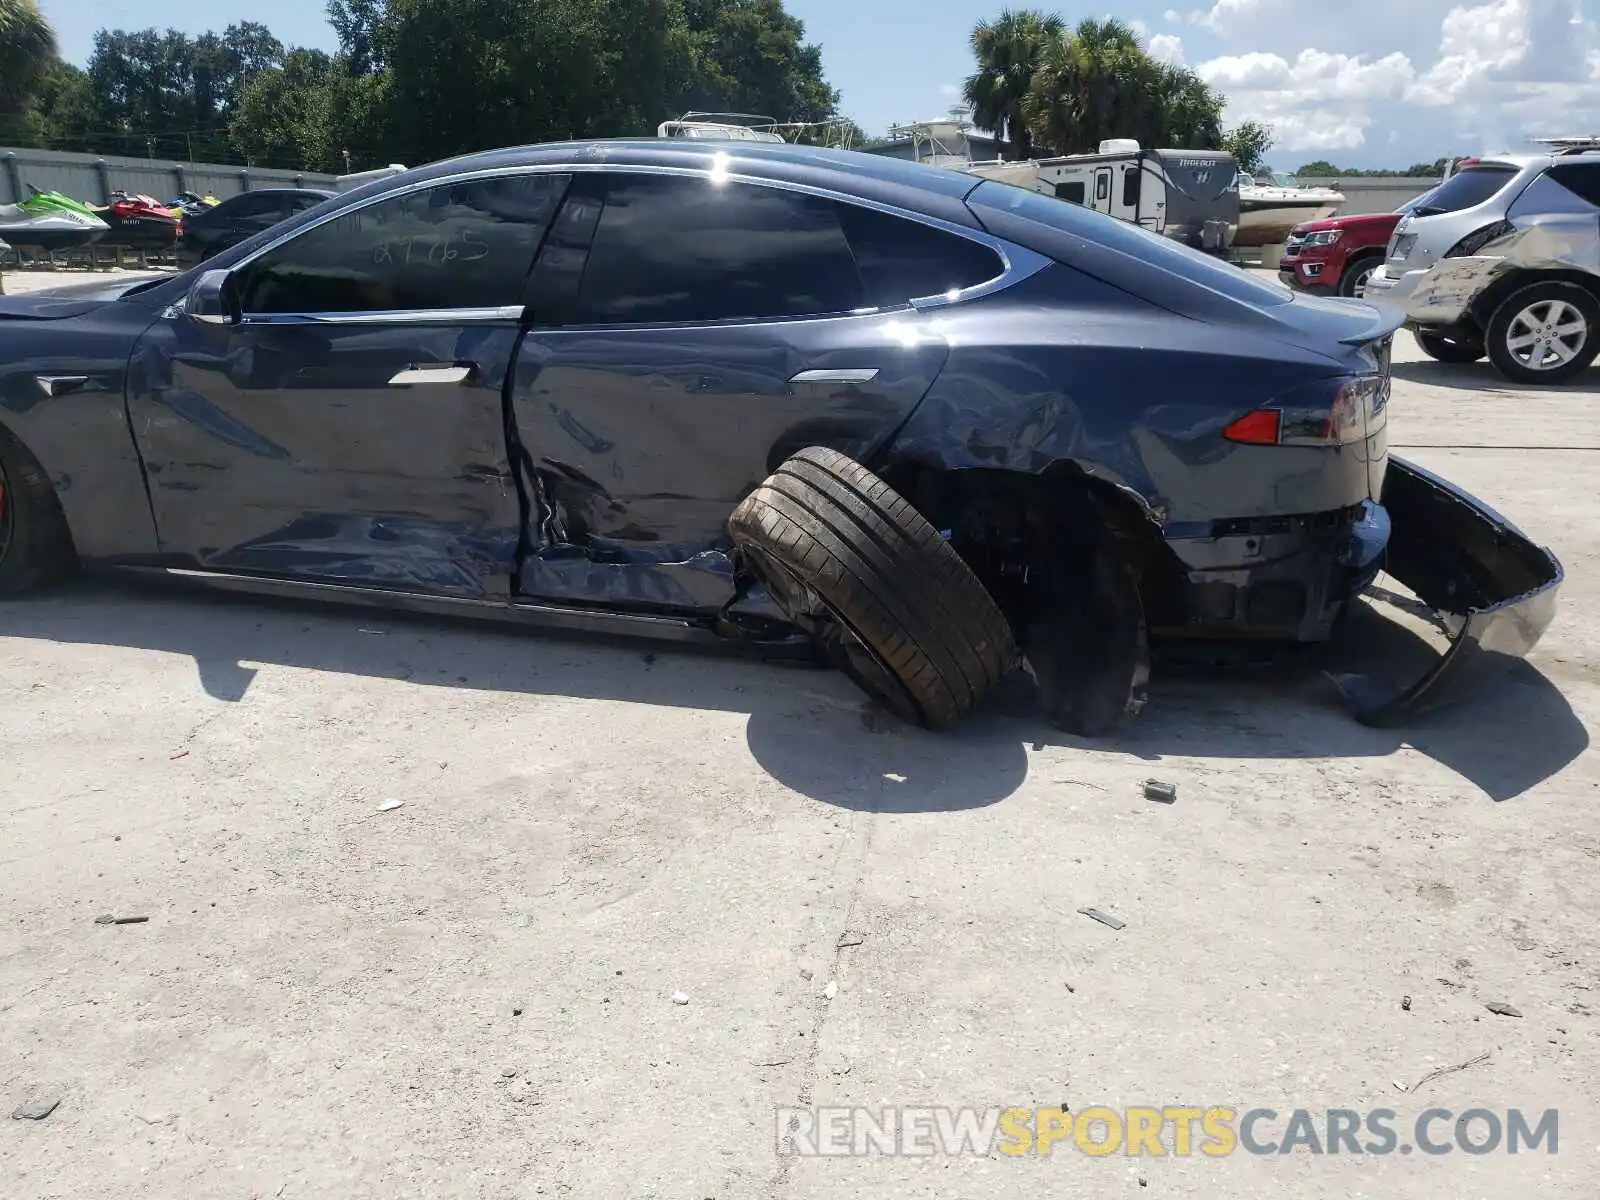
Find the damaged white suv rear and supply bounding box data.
[1366,148,1600,384]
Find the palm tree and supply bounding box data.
[1022,17,1224,154]
[0,0,57,112]
[962,9,1063,161]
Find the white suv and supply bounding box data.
[1366,150,1600,383]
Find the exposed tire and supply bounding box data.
[0,424,76,596]
[1414,329,1485,364]
[1338,254,1382,299]
[728,446,1017,729]
[1485,280,1600,385]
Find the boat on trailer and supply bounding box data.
[1235,172,1345,247]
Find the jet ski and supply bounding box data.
[93,191,181,251]
[168,191,220,218]
[0,188,109,252]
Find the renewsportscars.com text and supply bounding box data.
[776,1105,1559,1157]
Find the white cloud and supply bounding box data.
[1163,8,1183,22]
[1197,49,1417,150]
[1148,34,1187,66]
[1190,0,1600,162]
[1189,0,1276,32]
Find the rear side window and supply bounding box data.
[834,203,1003,306]
[1413,166,1518,216]
[573,175,864,324]
[238,173,569,314]
[1546,164,1600,207]
[968,179,1293,306]
[1055,180,1086,204]
[223,193,279,218]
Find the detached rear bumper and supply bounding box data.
[1334,456,1562,726]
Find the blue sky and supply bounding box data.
[36,0,1600,169]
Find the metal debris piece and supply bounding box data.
[1486,1001,1522,1018]
[501,1068,518,1079]
[93,914,148,925]
[377,800,404,813]
[169,749,190,760]
[12,1096,61,1120]
[1391,1080,1407,1092]
[1410,1052,1491,1093]
[1078,906,1126,931]
[823,981,839,1000]
[836,932,865,949]
[670,991,690,1005]
[1402,995,1412,1011]
[1143,779,1177,803]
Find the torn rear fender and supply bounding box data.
[1336,455,1562,726]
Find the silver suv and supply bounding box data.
[1366,149,1600,383]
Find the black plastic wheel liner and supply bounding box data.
[1329,455,1563,727]
[0,461,12,568]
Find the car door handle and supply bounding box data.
[35,375,89,397]
[389,363,476,386]
[789,368,879,385]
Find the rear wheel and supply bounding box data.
[1485,281,1600,385]
[728,446,1017,729]
[1338,254,1382,299]
[1415,329,1485,364]
[0,425,75,595]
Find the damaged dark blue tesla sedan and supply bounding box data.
[0,140,1563,732]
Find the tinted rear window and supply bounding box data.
[1546,163,1600,207]
[834,202,1003,306]
[968,179,1292,306]
[1413,167,1517,216]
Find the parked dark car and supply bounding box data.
[0,141,1562,732]
[179,188,334,260]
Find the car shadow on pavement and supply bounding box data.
[1389,360,1600,394]
[1,578,1586,809]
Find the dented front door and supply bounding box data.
[127,172,572,598]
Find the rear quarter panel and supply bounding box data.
[0,303,163,561]
[879,265,1371,524]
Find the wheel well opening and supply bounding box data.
[876,462,1184,633]
[1469,268,1600,329]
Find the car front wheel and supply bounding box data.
[1338,254,1383,299]
[0,425,76,595]
[728,446,1017,728]
[1486,281,1600,384]
[1415,329,1485,363]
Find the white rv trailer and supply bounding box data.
[965,139,1241,254]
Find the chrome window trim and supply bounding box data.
[225,160,1049,325]
[240,306,524,327]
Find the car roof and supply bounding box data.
[221,187,335,198]
[342,139,988,228]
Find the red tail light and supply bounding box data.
[1224,376,1383,447]
[1223,409,1280,445]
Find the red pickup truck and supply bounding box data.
[1278,186,1439,299]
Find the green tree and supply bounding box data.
[678,0,837,124]
[1220,119,1273,174]
[0,0,56,113]
[1020,17,1222,153]
[962,8,1063,161]
[230,49,336,169]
